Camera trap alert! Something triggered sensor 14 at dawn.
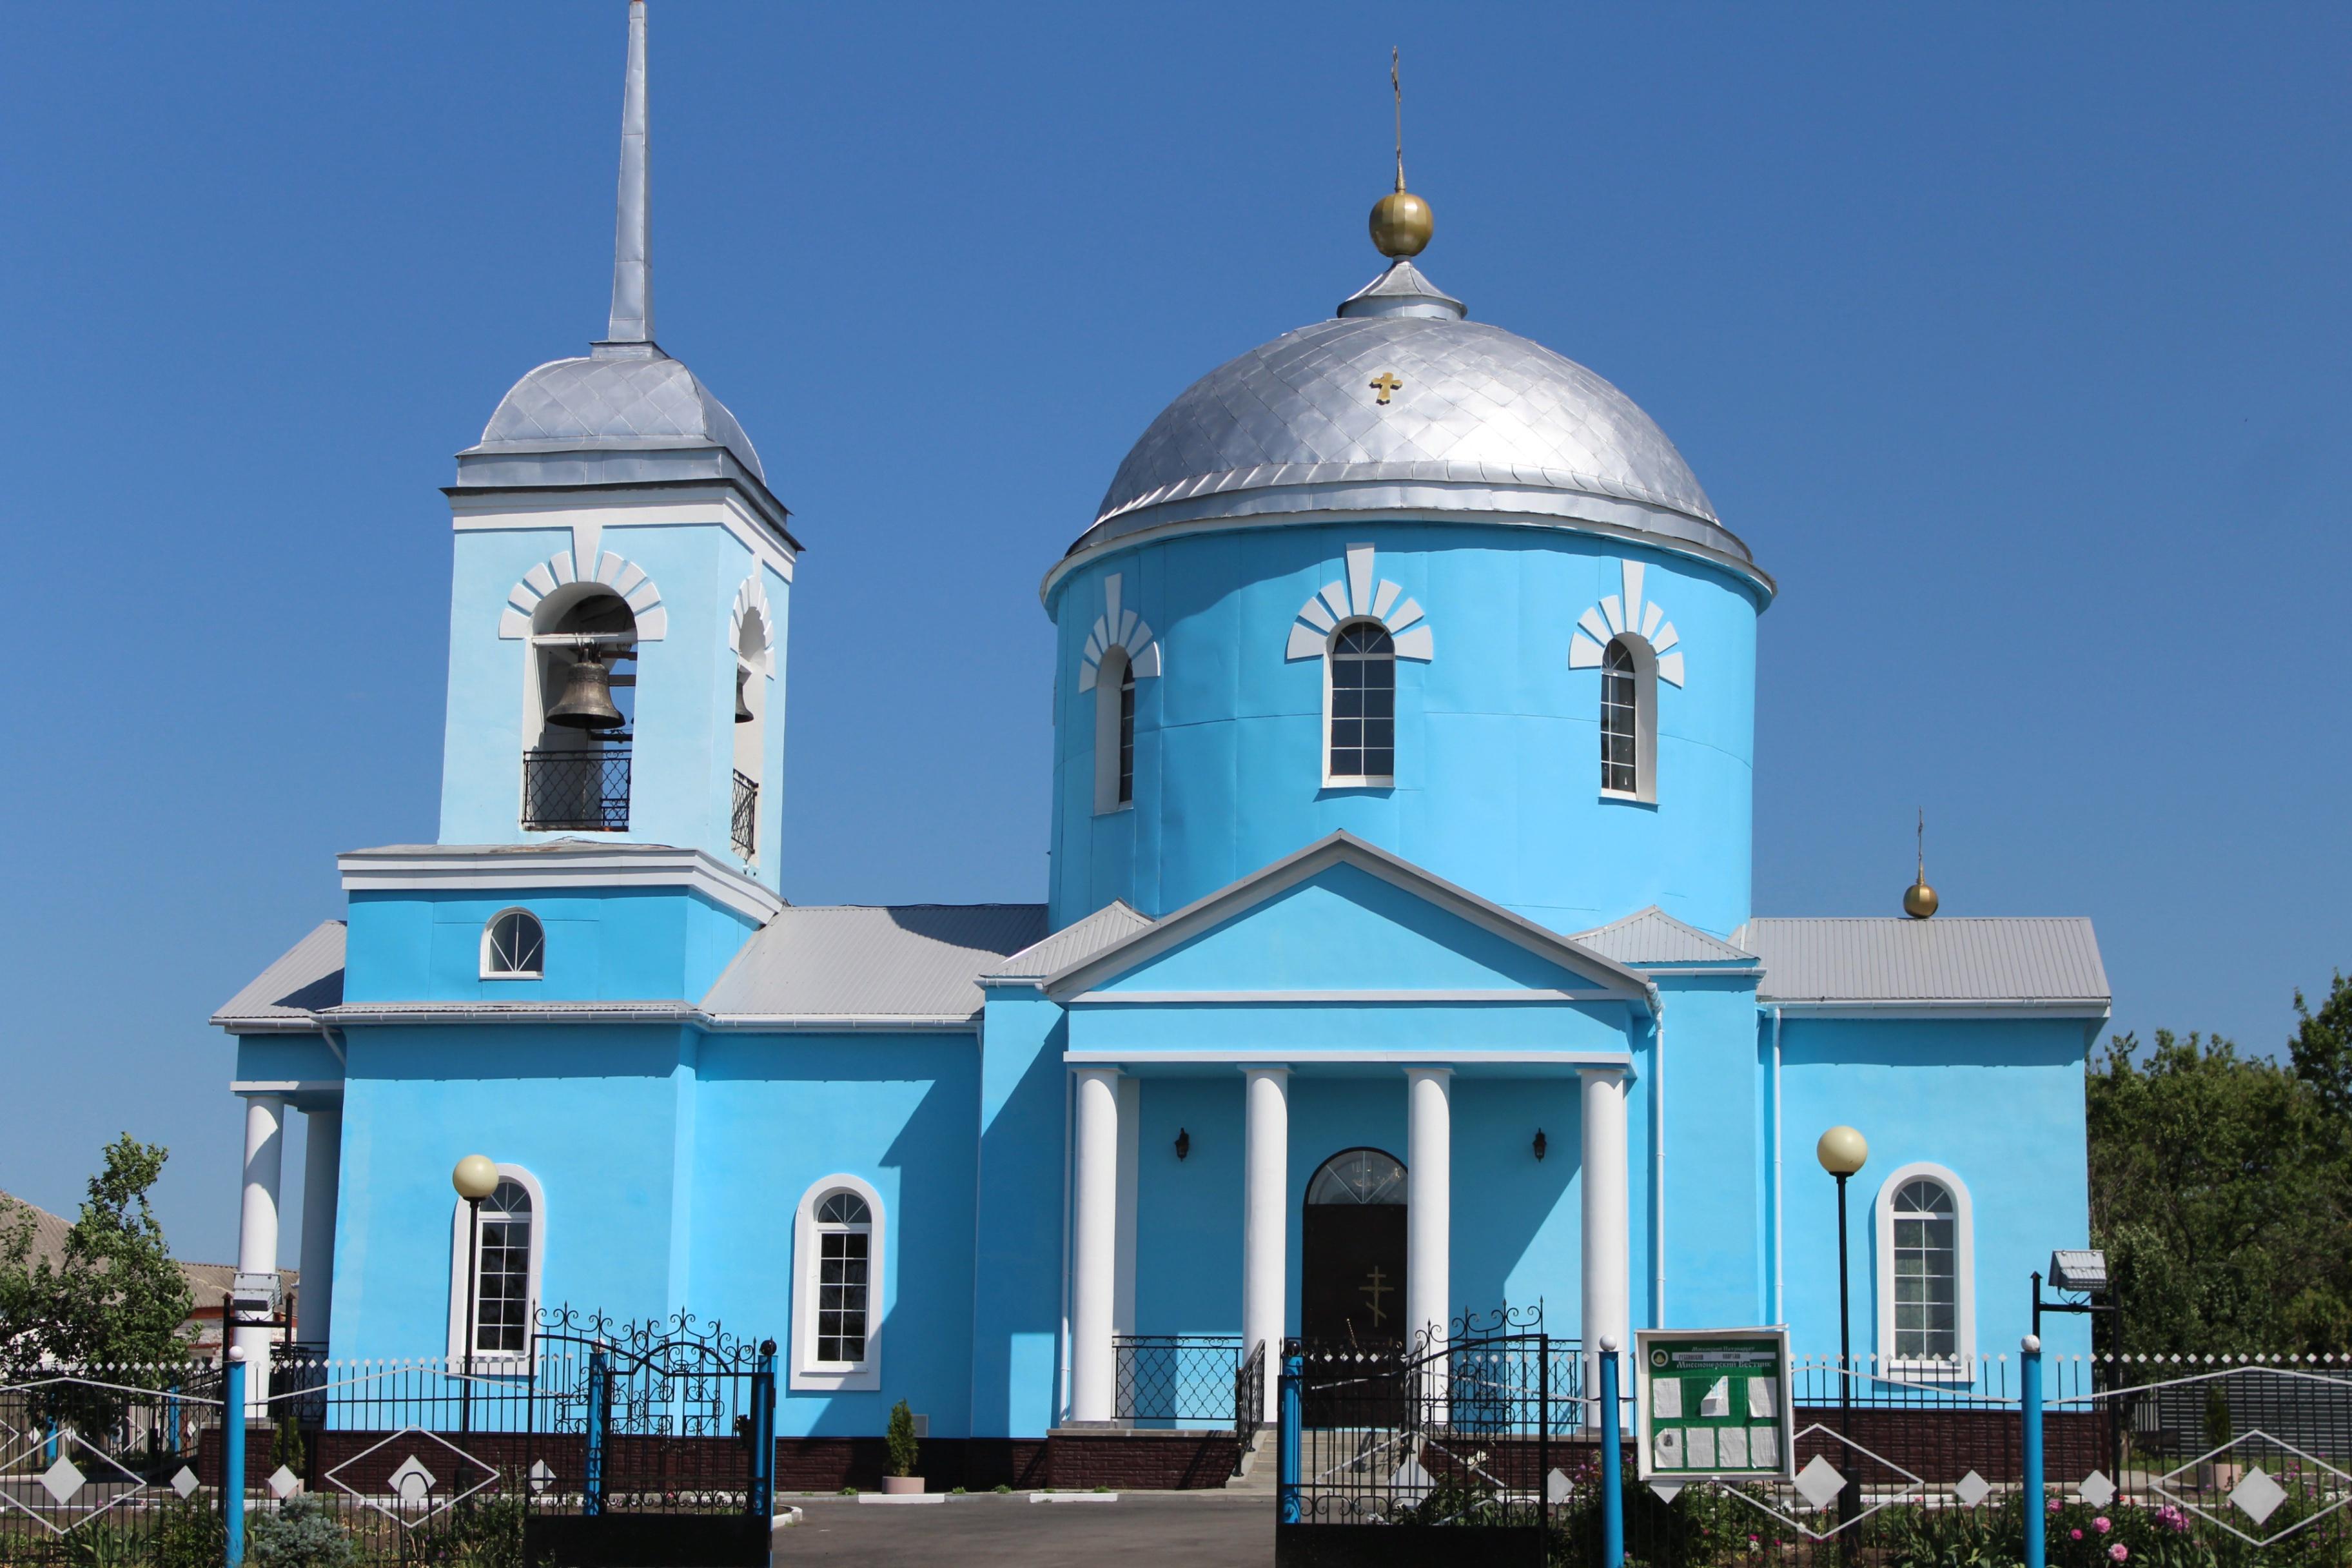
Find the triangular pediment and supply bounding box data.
[1043,834,1647,1003]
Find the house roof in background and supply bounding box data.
[1736,917,2110,1008]
[700,904,1048,1023]
[0,1191,295,1314]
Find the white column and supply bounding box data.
[1405,1068,1452,1354]
[1240,1067,1289,1420]
[1580,1068,1631,1399]
[234,1094,286,1414]
[297,1105,342,1349]
[1069,1067,1122,1422]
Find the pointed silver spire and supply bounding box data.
[604,1,654,345]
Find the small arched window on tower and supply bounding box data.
[732,609,767,861]
[1598,636,1658,803]
[481,908,545,979]
[1327,622,1396,785]
[524,588,638,832]
[1092,647,1135,814]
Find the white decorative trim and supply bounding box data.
[1077,573,1161,693]
[1569,560,1683,687]
[1068,989,1620,1004]
[449,493,796,585]
[729,576,776,676]
[447,1164,545,1368]
[496,550,667,642]
[338,844,783,923]
[790,1173,885,1392]
[1285,544,1434,661]
[1872,1161,1977,1376]
[1063,1049,1636,1069]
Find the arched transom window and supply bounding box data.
[482,909,545,979]
[1306,1148,1406,1205]
[1327,623,1396,784]
[1602,640,1640,794]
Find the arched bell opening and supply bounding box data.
[521,585,638,832]
[730,607,768,861]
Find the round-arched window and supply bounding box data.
[1328,623,1396,781]
[1892,1178,1957,1361]
[482,909,545,978]
[813,1189,874,1365]
[1306,1148,1406,1206]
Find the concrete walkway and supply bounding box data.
[776,1492,1271,1566]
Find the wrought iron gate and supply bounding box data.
[522,1309,775,1568]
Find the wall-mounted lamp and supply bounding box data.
[1532,1129,1547,1161]
[1174,1128,1191,1161]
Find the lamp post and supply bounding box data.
[451,1155,498,1434]
[1816,1126,1868,1547]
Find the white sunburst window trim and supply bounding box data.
[1567,559,1683,688]
[1077,572,1160,692]
[1285,544,1435,662]
[496,550,667,642]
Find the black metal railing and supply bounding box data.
[730,769,757,858]
[524,746,631,831]
[1237,1340,1267,1451]
[1113,1335,1247,1427]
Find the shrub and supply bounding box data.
[885,1398,919,1478]
[246,1497,355,1568]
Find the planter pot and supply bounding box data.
[880,1475,923,1496]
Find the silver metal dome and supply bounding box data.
[466,345,766,482]
[1083,263,1749,567]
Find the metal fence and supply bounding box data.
[730,770,758,859]
[1114,1335,1248,1427]
[0,1361,224,1567]
[522,747,631,831]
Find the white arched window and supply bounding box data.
[446,1164,544,1367]
[1600,636,1658,803]
[1092,647,1135,814]
[480,908,545,979]
[790,1174,885,1391]
[1326,622,1396,785]
[1874,1162,1975,1373]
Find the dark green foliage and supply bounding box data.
[246,1498,356,1568]
[2290,970,2352,1123]
[884,1397,919,1477]
[153,1496,226,1568]
[0,1136,195,1376]
[2087,1030,2352,1353]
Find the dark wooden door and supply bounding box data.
[1302,1202,1407,1347]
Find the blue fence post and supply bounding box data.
[583,1343,609,1518]
[223,1350,247,1568]
[1600,1335,1623,1568]
[2022,1334,2045,1568]
[1277,1346,1302,1525]
[750,1339,778,1522]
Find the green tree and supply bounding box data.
[0,1135,195,1374]
[2290,970,2352,1123]
[2088,1031,2352,1353]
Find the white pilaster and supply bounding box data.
[297,1105,342,1349]
[1580,1068,1631,1396]
[1405,1068,1452,1353]
[1069,1067,1122,1422]
[235,1095,286,1413]
[1240,1067,1289,1419]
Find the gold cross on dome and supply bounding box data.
[1369,371,1404,405]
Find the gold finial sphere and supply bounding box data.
[1370,189,1433,258]
[452,1153,499,1201]
[1816,1125,1869,1178]
[1903,878,1939,919]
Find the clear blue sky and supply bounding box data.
[3,4,2346,1264]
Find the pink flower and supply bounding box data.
[2110,1546,2129,1563]
[2094,1516,2112,1533]
[2071,1528,2084,1540]
[2049,1498,2064,1512]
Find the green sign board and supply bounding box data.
[1633,1327,1794,1482]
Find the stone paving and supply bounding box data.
[774,1491,1271,1566]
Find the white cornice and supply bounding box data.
[1067,989,1622,1006]
[447,488,796,582]
[338,843,785,924]
[1063,1048,1635,1070]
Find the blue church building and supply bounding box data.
[213,5,2109,1465]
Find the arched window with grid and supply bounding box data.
[1327,622,1396,784]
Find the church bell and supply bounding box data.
[547,647,625,730]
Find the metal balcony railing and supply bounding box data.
[731,769,758,859]
[1113,1335,1250,1429]
[523,747,631,831]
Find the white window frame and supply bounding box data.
[1598,635,1659,805]
[446,1163,545,1368]
[1323,619,1397,788]
[1092,646,1133,816]
[480,907,546,980]
[1873,1161,1975,1377]
[790,1173,885,1392]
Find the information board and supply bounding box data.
[1633,1327,1794,1481]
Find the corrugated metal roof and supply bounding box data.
[1736,917,2109,1006]
[213,922,346,1028]
[987,902,1156,981]
[1571,906,1755,966]
[700,905,1047,1021]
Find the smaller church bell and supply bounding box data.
[547,647,626,730]
[735,667,754,723]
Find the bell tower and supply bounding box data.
[431,0,796,890]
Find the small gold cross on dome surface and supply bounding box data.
[1369,372,1404,405]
